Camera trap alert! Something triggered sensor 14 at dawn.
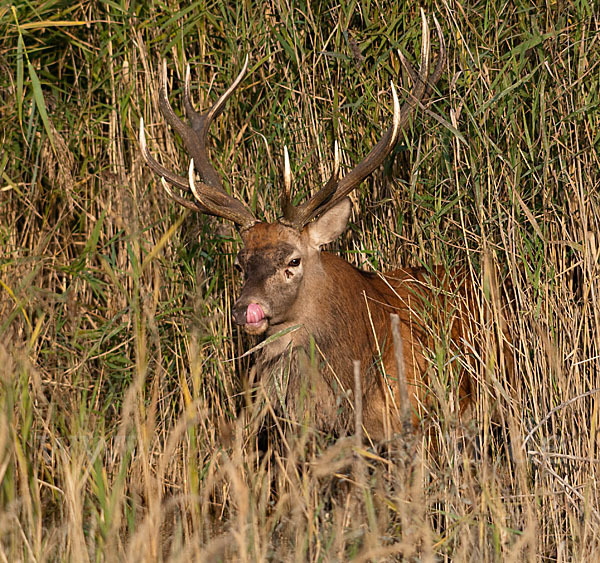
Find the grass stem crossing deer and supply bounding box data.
[140,13,474,442]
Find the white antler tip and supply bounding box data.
[283,145,291,191]
[185,64,191,88]
[280,144,293,211]
[184,63,193,103]
[389,82,401,142]
[160,177,174,197]
[188,159,204,203]
[161,59,169,95]
[188,159,195,184]
[391,82,400,112]
[420,9,431,62]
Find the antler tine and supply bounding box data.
[281,146,293,217]
[160,177,207,212]
[319,12,432,209]
[155,59,206,180]
[140,117,250,217]
[141,56,257,228]
[188,160,257,228]
[140,118,197,194]
[427,14,446,96]
[182,55,250,189]
[396,14,445,101]
[282,140,341,226]
[285,12,443,227]
[207,55,250,123]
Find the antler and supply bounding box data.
[140,56,258,229]
[281,11,446,228]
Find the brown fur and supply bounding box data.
[233,206,475,442]
[141,18,459,442]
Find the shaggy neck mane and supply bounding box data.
[256,252,398,435]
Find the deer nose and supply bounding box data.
[232,302,248,326]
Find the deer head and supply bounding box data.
[140,12,445,339]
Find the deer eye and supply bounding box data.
[287,258,301,267]
[234,258,243,272]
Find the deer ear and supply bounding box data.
[307,198,352,248]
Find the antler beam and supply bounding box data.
[282,11,446,228]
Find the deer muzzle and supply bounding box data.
[232,301,269,335]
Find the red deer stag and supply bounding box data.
[140,14,472,442]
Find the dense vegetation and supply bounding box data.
[1,0,599,560]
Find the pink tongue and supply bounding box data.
[246,303,265,324]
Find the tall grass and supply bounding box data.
[1,0,599,560]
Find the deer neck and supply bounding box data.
[261,252,389,365]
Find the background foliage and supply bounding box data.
[1,0,599,560]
